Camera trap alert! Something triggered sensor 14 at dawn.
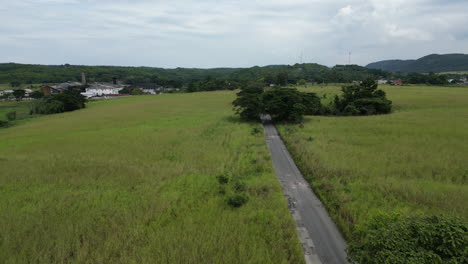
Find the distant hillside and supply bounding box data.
[366,54,468,73]
[0,62,387,86]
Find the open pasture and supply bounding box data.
[0,92,304,263]
[278,85,468,237]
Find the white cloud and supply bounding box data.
[0,0,467,67]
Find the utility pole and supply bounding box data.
[348,52,352,65]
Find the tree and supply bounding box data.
[131,88,144,95]
[30,90,44,99]
[12,89,26,101]
[10,81,21,87]
[298,79,307,87]
[31,90,86,114]
[276,72,289,86]
[333,78,392,115]
[232,82,264,121]
[262,88,320,123]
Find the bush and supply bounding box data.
[227,194,249,208]
[0,120,9,128]
[348,213,468,264]
[234,181,247,192]
[216,174,229,185]
[251,127,261,135]
[29,90,44,99]
[6,111,16,121]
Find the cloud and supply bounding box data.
[0,0,467,67]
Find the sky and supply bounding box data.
[1,0,467,68]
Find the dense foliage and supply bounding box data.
[232,83,322,123]
[12,89,26,101]
[401,72,448,85]
[262,88,321,123]
[348,213,468,264]
[333,78,392,115]
[232,82,265,121]
[0,63,386,88]
[31,91,86,114]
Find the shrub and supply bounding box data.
[6,111,16,121]
[29,90,44,99]
[251,127,261,135]
[0,120,9,128]
[234,181,247,192]
[216,174,229,185]
[227,194,249,208]
[348,213,468,264]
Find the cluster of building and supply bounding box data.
[39,72,179,99]
[377,79,404,85]
[448,77,468,85]
[0,89,34,99]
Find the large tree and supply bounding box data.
[232,82,265,121]
[233,84,321,123]
[333,78,392,115]
[12,89,26,101]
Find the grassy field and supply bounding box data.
[0,92,304,263]
[0,100,36,121]
[277,84,468,238]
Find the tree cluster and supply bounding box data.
[31,91,86,115]
[232,82,322,123]
[401,72,448,85]
[233,78,392,122]
[333,78,392,115]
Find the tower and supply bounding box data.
[81,72,87,85]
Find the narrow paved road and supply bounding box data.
[262,115,349,264]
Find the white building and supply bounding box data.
[0,90,13,96]
[377,80,388,84]
[142,88,157,95]
[82,84,124,98]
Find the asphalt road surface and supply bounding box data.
[262,115,349,264]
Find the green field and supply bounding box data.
[0,93,304,263]
[0,101,36,122]
[277,84,468,237]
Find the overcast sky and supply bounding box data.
[1,0,467,68]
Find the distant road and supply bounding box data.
[262,115,349,264]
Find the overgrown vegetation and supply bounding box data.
[0,91,304,263]
[277,84,468,263]
[348,213,467,264]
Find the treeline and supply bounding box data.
[0,63,387,89]
[399,72,449,85]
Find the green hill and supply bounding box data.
[366,54,468,73]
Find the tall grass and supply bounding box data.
[277,85,468,238]
[0,92,304,263]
